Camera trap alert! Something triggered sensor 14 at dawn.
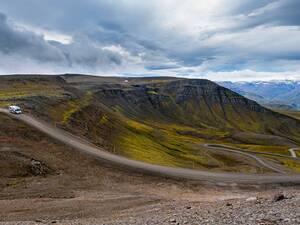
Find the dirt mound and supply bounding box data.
[0,150,54,178]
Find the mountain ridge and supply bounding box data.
[219,80,300,110]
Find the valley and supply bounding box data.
[1,74,300,174]
[1,75,300,224]
[2,108,299,183]
[219,81,300,111]
[1,1,300,223]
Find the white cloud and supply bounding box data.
[11,21,73,44]
[0,0,300,81]
[30,27,73,44]
[203,70,300,81]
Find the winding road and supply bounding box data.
[204,144,300,160]
[202,144,288,174]
[1,108,300,185]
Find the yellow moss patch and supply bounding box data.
[279,159,300,173]
[275,110,300,121]
[235,144,290,155]
[124,119,153,133]
[99,115,109,125]
[62,91,93,124]
[120,133,180,167]
[147,90,158,95]
[0,83,65,100]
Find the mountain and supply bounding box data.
[219,80,300,110]
[1,74,300,172]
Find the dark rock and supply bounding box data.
[273,193,285,202]
[170,218,177,223]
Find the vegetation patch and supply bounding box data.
[99,115,109,125]
[235,144,290,155]
[147,90,158,95]
[62,91,93,124]
[116,119,273,172]
[0,83,65,100]
[264,156,300,173]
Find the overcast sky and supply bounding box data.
[0,0,300,81]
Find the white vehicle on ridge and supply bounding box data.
[8,105,22,114]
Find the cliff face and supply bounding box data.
[2,75,300,141]
[90,78,300,140]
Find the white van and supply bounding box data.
[8,106,22,114]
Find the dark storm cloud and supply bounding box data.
[227,0,300,30]
[254,0,300,26]
[0,0,300,80]
[0,11,129,74]
[145,64,181,71]
[0,12,65,62]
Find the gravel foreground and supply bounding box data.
[1,190,299,225]
[1,110,299,225]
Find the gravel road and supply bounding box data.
[202,144,288,174]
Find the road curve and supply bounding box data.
[1,108,300,185]
[289,148,300,158]
[204,144,300,161]
[202,144,287,174]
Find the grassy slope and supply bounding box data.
[1,75,300,173]
[277,110,300,121]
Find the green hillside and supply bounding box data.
[1,74,300,173]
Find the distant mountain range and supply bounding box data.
[219,80,300,110]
